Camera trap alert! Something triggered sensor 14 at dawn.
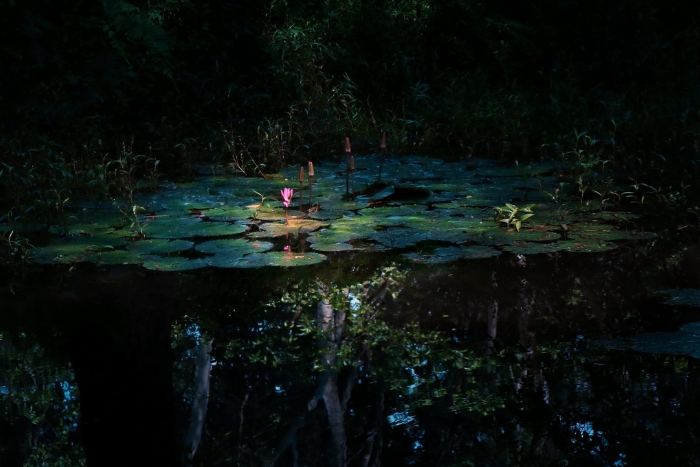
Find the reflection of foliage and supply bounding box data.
[0,334,84,466]
[198,265,502,465]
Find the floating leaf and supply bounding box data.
[404,245,501,264]
[259,219,330,237]
[203,206,256,221]
[126,239,194,255]
[308,241,356,252]
[142,257,210,271]
[133,217,248,239]
[196,239,273,255]
[654,289,700,307]
[232,251,327,268]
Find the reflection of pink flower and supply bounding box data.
[281,188,294,208]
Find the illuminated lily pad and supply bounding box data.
[307,211,346,220]
[308,241,356,252]
[259,219,330,237]
[468,227,561,245]
[203,206,256,221]
[196,239,273,255]
[232,251,327,268]
[133,217,248,239]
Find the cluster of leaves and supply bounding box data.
[494,203,535,232]
[0,333,84,466]
[2,0,700,161]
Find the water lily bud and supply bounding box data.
[308,161,315,177]
[380,131,387,149]
[299,166,305,183]
[345,137,351,153]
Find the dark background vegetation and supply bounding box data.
[1,0,700,223]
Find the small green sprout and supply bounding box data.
[493,203,534,232]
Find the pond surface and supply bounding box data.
[1,156,699,466]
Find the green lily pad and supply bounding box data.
[308,240,356,252]
[503,239,618,255]
[231,251,327,268]
[28,234,125,264]
[320,193,371,211]
[196,239,273,255]
[203,206,256,221]
[142,257,210,271]
[370,229,432,249]
[568,229,657,242]
[654,289,700,307]
[126,239,195,255]
[404,245,501,264]
[83,249,144,265]
[307,211,346,221]
[126,216,248,239]
[468,227,561,245]
[259,219,330,237]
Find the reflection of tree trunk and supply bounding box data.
[183,337,213,464]
[359,379,386,467]
[317,297,347,467]
[487,271,499,356]
[273,297,349,467]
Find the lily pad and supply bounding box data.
[28,234,125,264]
[203,206,256,221]
[404,245,501,264]
[308,241,356,252]
[503,240,618,255]
[232,251,327,268]
[126,239,195,255]
[654,289,700,307]
[142,257,210,271]
[132,217,248,239]
[83,249,144,265]
[259,219,330,237]
[196,239,274,255]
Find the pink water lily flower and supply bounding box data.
[281,187,294,208]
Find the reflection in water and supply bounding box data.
[2,245,700,465]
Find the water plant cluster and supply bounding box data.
[1,0,699,259]
[22,156,656,271]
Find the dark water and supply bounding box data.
[2,241,700,466]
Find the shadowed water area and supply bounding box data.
[1,156,699,466]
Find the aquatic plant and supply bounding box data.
[281,187,293,225]
[493,203,535,232]
[379,131,387,183]
[298,166,304,212]
[308,161,315,208]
